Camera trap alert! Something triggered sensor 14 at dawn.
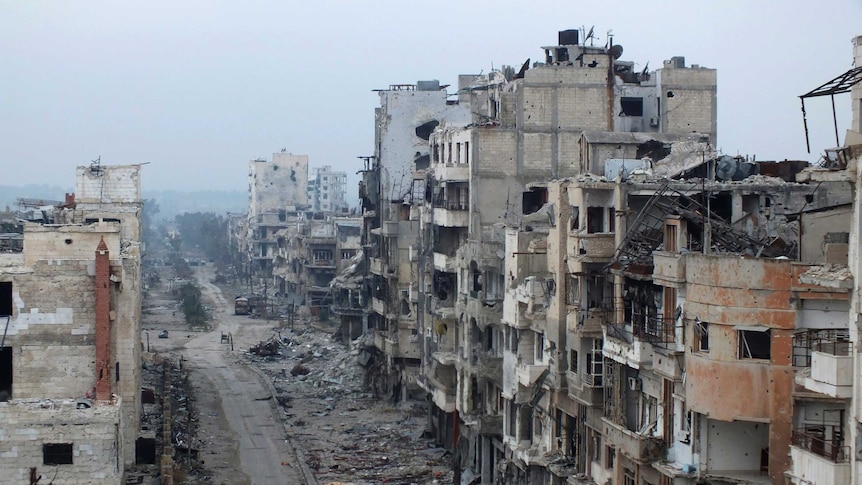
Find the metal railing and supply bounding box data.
[791,428,849,463]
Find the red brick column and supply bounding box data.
[95,236,111,400]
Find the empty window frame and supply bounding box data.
[43,443,74,465]
[587,207,605,233]
[695,321,709,352]
[0,282,12,316]
[620,97,644,117]
[738,327,770,360]
[0,347,11,401]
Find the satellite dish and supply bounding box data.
[715,155,737,181]
[609,45,624,60]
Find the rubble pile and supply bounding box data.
[242,324,453,484]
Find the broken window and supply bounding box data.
[695,321,709,352]
[570,349,578,374]
[587,207,605,233]
[136,438,156,465]
[522,187,548,215]
[620,97,644,117]
[312,250,332,262]
[535,332,545,362]
[43,443,73,465]
[464,142,470,165]
[0,347,10,401]
[415,120,439,141]
[570,207,580,231]
[0,282,12,316]
[738,328,771,360]
[565,275,579,306]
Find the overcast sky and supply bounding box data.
[1,1,860,197]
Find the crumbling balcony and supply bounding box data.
[790,427,850,484]
[371,297,387,317]
[433,252,458,272]
[433,206,468,228]
[603,325,654,369]
[566,307,607,336]
[652,251,686,284]
[601,418,664,464]
[369,257,386,275]
[476,414,504,437]
[568,232,616,261]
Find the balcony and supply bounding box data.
[433,252,458,272]
[566,308,606,336]
[380,221,399,236]
[373,330,386,351]
[652,251,685,285]
[790,428,850,484]
[466,292,504,327]
[566,371,603,407]
[371,297,387,316]
[796,342,853,399]
[385,334,420,359]
[515,361,549,388]
[433,207,468,228]
[369,257,385,275]
[477,414,504,437]
[603,325,654,369]
[569,233,616,261]
[416,373,456,413]
[435,164,469,182]
[470,349,503,383]
[602,418,664,464]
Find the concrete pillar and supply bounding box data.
[95,236,111,400]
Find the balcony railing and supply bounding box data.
[791,428,849,463]
[581,371,604,388]
[632,314,675,346]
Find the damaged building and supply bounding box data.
[273,215,361,317]
[408,29,719,483]
[247,152,309,282]
[0,163,144,483]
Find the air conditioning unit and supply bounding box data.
[649,117,659,127]
[676,429,691,443]
[627,377,642,391]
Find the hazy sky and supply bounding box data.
[2,1,860,197]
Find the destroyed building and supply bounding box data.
[407,29,720,483]
[307,165,349,213]
[273,215,361,317]
[0,163,143,483]
[247,152,309,282]
[346,80,473,400]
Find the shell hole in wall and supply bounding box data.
[64,239,73,245]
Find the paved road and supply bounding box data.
[182,272,304,485]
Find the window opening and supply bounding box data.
[43,443,73,465]
[620,97,644,116]
[739,328,770,359]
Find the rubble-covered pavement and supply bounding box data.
[243,325,454,485]
[144,262,453,484]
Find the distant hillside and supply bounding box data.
[0,185,247,221]
[0,184,72,210]
[143,190,247,221]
